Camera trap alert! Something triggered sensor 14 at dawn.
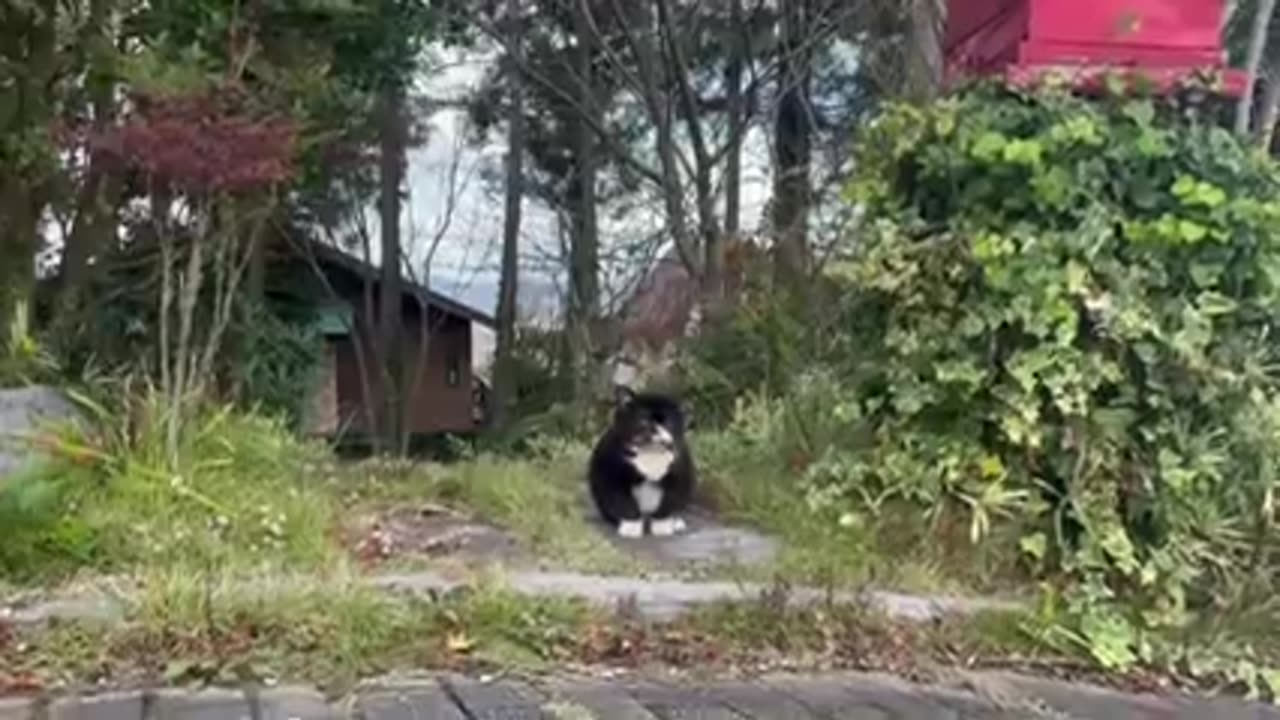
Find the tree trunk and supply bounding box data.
[905,0,947,101]
[1236,0,1278,135]
[0,5,56,350]
[1257,61,1280,148]
[724,0,744,243]
[772,0,813,289]
[566,0,601,412]
[56,0,121,325]
[491,0,525,432]
[246,236,265,302]
[714,0,745,320]
[0,187,37,351]
[376,82,406,453]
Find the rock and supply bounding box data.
[356,682,468,720]
[152,687,251,720]
[586,505,780,571]
[49,691,145,720]
[0,386,79,479]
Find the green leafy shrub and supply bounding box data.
[0,467,96,581]
[820,82,1280,685]
[222,299,327,429]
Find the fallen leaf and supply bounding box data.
[446,631,474,654]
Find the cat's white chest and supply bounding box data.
[632,481,664,515]
[628,447,674,516]
[629,447,674,481]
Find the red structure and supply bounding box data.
[943,0,1246,95]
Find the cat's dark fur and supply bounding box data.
[588,385,696,537]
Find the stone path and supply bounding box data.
[1,670,1275,719]
[584,504,781,571]
[5,569,1020,628]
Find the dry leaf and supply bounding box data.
[446,631,474,654]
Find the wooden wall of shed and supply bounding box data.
[330,308,475,437]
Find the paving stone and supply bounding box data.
[439,675,547,720]
[763,674,923,720]
[355,683,467,720]
[985,673,1207,720]
[255,687,335,720]
[858,590,1021,623]
[920,675,1069,719]
[542,680,658,720]
[50,691,145,720]
[6,596,127,626]
[702,681,817,719]
[504,572,753,621]
[0,697,33,720]
[588,507,779,570]
[152,688,252,720]
[626,682,746,720]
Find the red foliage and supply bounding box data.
[93,84,298,193]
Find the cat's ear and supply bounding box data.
[614,384,636,407]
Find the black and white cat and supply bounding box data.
[588,385,696,538]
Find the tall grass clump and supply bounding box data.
[2,384,338,583]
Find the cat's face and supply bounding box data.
[612,385,687,453]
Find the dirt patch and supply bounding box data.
[342,495,781,577]
[344,503,530,570]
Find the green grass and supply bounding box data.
[691,431,1031,598]
[331,429,1028,599]
[336,441,643,575]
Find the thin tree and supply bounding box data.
[491,0,526,431]
[376,80,408,452]
[772,0,814,288]
[1236,0,1279,135]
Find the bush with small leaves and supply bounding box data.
[820,82,1280,689]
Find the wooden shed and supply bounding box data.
[271,241,495,440]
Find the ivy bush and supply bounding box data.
[818,83,1280,688]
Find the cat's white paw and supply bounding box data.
[651,517,682,537]
[617,520,645,538]
[671,516,687,533]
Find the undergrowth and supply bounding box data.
[0,387,338,583]
[675,81,1280,696]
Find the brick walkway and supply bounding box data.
[2,671,1275,719]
